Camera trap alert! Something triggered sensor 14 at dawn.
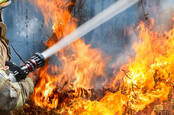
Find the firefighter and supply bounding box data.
[0,0,38,114]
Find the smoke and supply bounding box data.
[78,0,138,70]
[138,0,174,31]
[155,0,174,31]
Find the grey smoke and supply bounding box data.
[138,0,174,31]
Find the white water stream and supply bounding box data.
[42,0,138,59]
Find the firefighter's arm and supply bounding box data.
[0,70,34,110]
[0,40,35,110]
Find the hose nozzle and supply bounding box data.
[6,52,45,82]
[21,53,45,74]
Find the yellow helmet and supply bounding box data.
[0,0,11,9]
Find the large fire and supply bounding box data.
[30,0,173,114]
[30,0,107,110]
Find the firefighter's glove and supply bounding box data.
[5,61,27,82]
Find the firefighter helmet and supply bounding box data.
[0,0,11,9]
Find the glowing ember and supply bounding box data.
[30,0,174,114]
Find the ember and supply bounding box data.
[15,0,174,115]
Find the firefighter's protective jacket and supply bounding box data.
[0,38,34,114]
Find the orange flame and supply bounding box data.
[30,0,108,110]
[60,19,174,115]
[30,0,174,114]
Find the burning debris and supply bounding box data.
[13,0,174,115]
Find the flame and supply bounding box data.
[30,0,107,110]
[30,0,174,114]
[61,19,174,115]
[124,20,173,110]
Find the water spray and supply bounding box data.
[42,0,138,59]
[11,0,138,81]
